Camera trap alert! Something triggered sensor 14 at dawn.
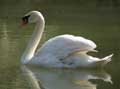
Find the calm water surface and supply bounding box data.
[0,0,120,89]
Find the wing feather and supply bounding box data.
[36,34,97,59]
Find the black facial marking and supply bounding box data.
[22,15,30,23]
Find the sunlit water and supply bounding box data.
[0,0,120,89]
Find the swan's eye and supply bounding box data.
[22,15,30,25]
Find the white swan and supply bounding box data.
[21,11,113,68]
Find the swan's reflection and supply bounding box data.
[21,66,112,89]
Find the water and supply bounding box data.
[0,0,120,89]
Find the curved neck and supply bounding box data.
[21,19,45,64]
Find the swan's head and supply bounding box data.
[22,11,44,25]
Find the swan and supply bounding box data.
[21,11,113,68]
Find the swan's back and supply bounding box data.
[36,34,96,58]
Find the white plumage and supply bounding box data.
[21,11,113,68]
[36,34,96,59]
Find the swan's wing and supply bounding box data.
[36,34,97,59]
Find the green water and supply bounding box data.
[0,0,120,89]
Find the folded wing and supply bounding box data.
[36,34,97,59]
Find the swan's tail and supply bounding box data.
[96,54,113,67]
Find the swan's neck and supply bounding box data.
[21,19,45,64]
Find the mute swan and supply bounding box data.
[21,11,113,68]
